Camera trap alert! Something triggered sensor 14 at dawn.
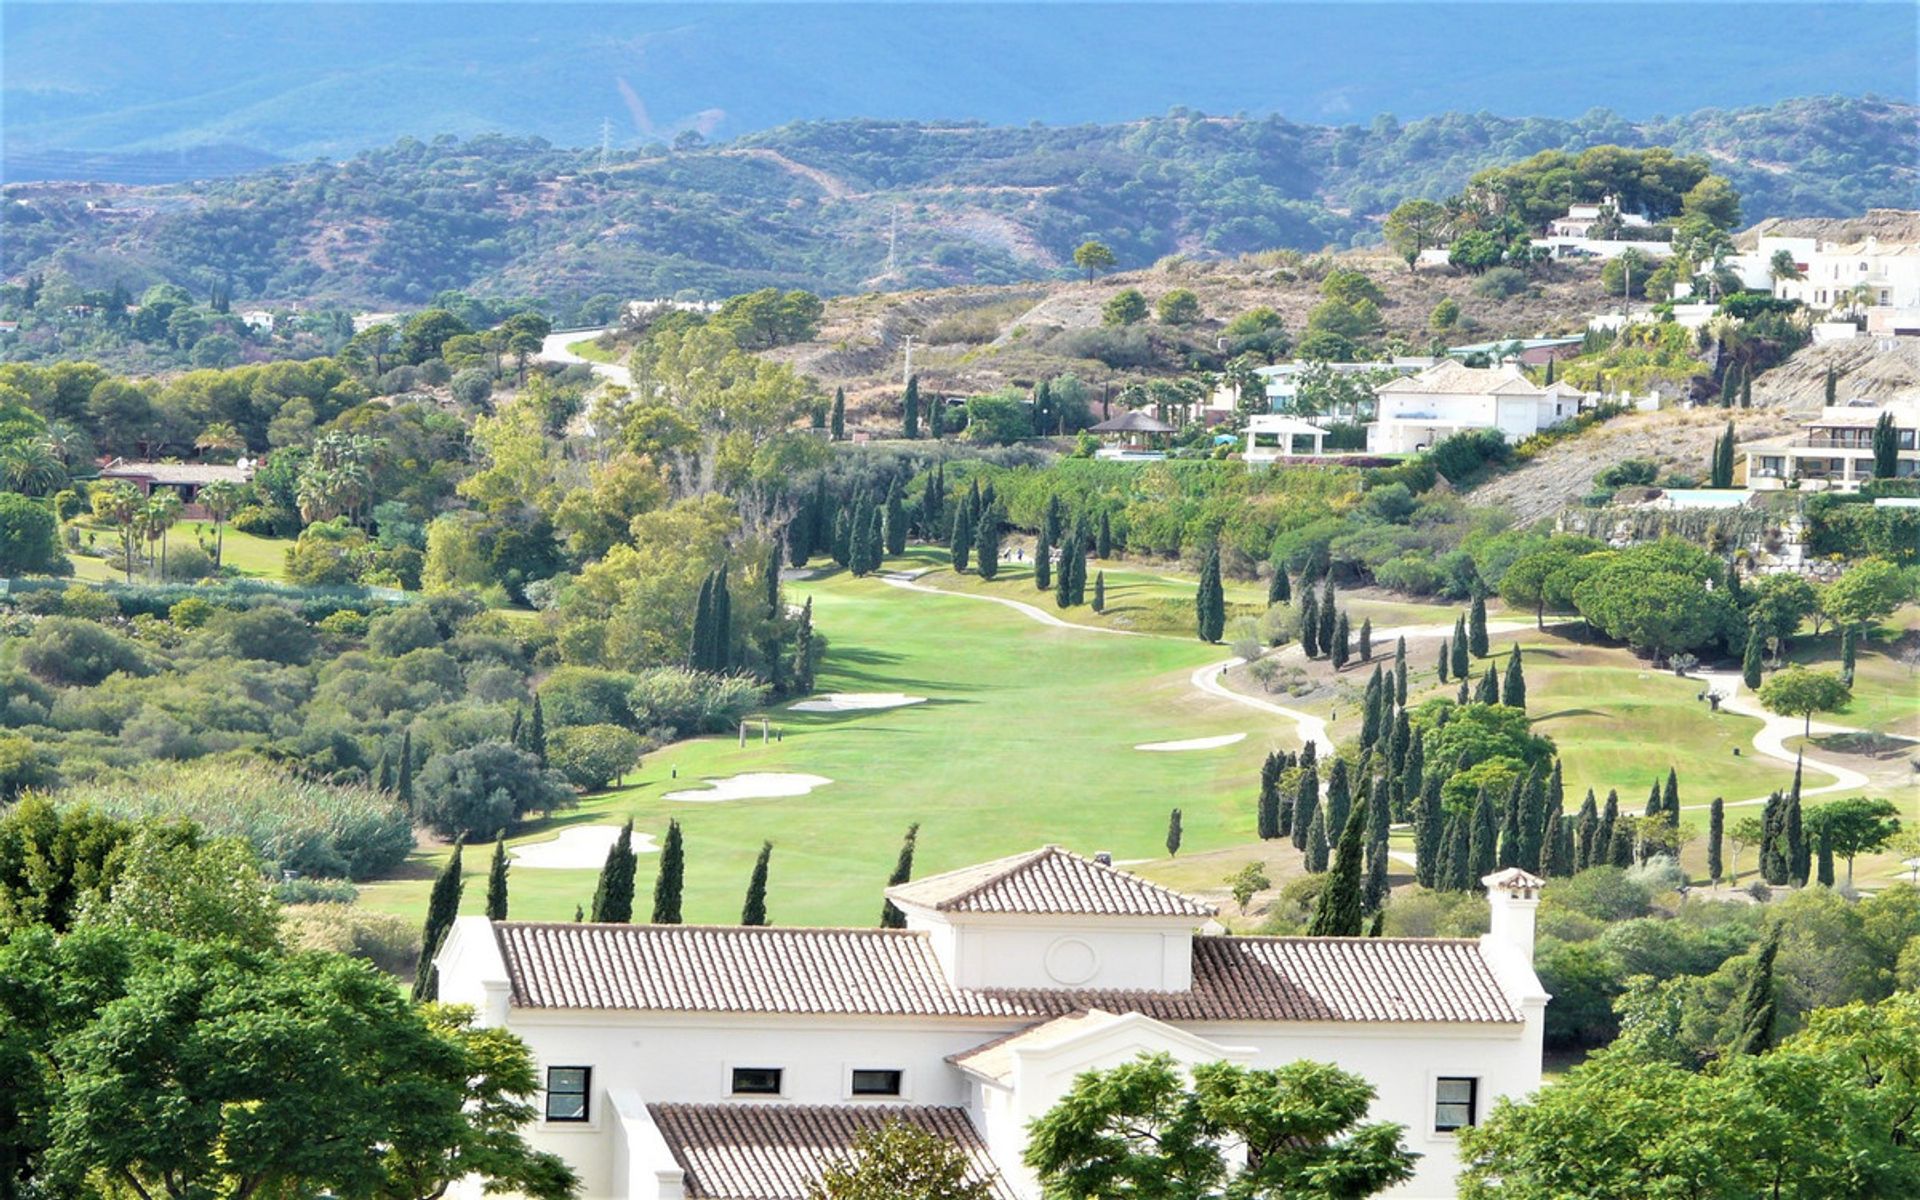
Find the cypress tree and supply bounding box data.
[1434,810,1459,891]
[1366,779,1392,910]
[1436,640,1449,683]
[830,387,846,440]
[884,478,907,557]
[1165,808,1184,857]
[1257,751,1284,840]
[1451,616,1470,679]
[1469,594,1489,658]
[1417,775,1445,888]
[831,507,853,569]
[1456,679,1470,705]
[1595,790,1619,867]
[1324,758,1352,841]
[1468,787,1498,881]
[1703,796,1724,884]
[486,835,510,921]
[1195,543,1225,643]
[1300,590,1321,657]
[1841,627,1857,682]
[1394,638,1408,704]
[1742,623,1765,689]
[1498,776,1524,869]
[1503,645,1526,710]
[741,841,773,925]
[1731,925,1781,1056]
[1267,560,1290,606]
[1330,611,1350,668]
[1474,663,1500,705]
[1097,510,1112,559]
[690,573,715,666]
[1034,512,1053,592]
[1519,768,1548,872]
[1816,823,1835,887]
[1448,807,1476,891]
[590,819,637,923]
[1358,618,1373,663]
[1608,807,1638,868]
[412,839,464,1002]
[1389,707,1411,779]
[1541,761,1565,857]
[974,503,1000,580]
[1662,768,1681,825]
[1575,789,1599,871]
[1740,373,1752,410]
[1092,570,1106,612]
[1291,765,1320,851]
[1359,671,1382,749]
[1068,536,1088,605]
[930,389,947,437]
[1054,543,1073,609]
[879,823,920,928]
[949,505,972,571]
[763,535,784,619]
[1305,805,1330,872]
[1760,790,1786,885]
[1310,799,1368,936]
[376,745,393,793]
[903,376,920,439]
[1786,786,1808,887]
[397,730,414,813]
[1317,578,1337,652]
[651,819,685,924]
[793,596,816,692]
[1401,727,1425,810]
[811,474,831,557]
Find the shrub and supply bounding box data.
[54,760,412,879]
[272,877,359,905]
[366,604,441,656]
[161,541,217,581]
[168,597,216,629]
[1470,266,1529,299]
[548,723,645,790]
[281,903,421,976]
[0,493,67,576]
[1156,289,1202,325]
[415,739,574,839]
[317,609,370,640]
[540,665,638,728]
[229,506,280,536]
[1543,866,1655,924]
[627,668,770,734]
[965,392,1035,445]
[18,617,147,686]
[60,585,121,621]
[201,605,316,664]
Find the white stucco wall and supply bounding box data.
[908,910,1197,991]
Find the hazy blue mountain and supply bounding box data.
[5,2,1916,182]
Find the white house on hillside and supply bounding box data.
[1367,360,1588,454]
[1743,401,1920,492]
[435,848,1550,1200]
[1728,233,1920,337]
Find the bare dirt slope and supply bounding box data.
[1735,208,1920,249]
[1466,408,1800,526]
[1751,338,1920,412]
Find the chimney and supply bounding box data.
[1093,851,1113,867]
[1480,868,1544,963]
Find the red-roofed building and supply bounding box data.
[436,851,1549,1200]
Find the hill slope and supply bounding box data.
[3,96,1914,308]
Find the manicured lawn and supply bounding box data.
[65,519,293,584]
[567,337,617,363]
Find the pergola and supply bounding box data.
[1243,414,1330,460]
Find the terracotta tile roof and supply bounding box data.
[492,924,1520,1024]
[1377,360,1544,397]
[948,1010,1116,1084]
[885,846,1215,918]
[647,1103,1014,1200]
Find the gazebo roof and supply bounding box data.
[1245,415,1330,436]
[1089,410,1176,434]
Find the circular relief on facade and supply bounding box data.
[1044,937,1099,985]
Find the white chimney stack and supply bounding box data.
[1480,868,1544,963]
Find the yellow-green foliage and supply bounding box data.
[1557,323,1703,394]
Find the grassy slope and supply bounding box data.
[66,521,293,584]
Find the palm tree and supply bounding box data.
[91,482,144,583]
[194,421,245,462]
[198,479,242,568]
[141,490,183,580]
[0,440,67,495]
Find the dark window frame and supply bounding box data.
[849,1068,904,1097]
[1434,1076,1478,1133]
[545,1066,591,1123]
[730,1066,784,1096]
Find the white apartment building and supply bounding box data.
[436,848,1551,1200]
[1744,401,1920,492]
[1366,360,1588,454]
[1728,233,1920,336]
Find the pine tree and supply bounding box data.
[1267,560,1290,606]
[830,387,846,440]
[1092,570,1106,613]
[741,841,773,925]
[1451,616,1470,679]
[1331,611,1351,668]
[949,505,972,572]
[1305,805,1330,872]
[1576,789,1599,871]
[486,835,510,921]
[1742,622,1765,689]
[1195,543,1225,643]
[1469,594,1489,658]
[1300,590,1321,657]
[1731,925,1781,1056]
[1310,799,1368,935]
[397,730,414,813]
[1317,577,1337,652]
[1358,618,1373,663]
[651,819,685,924]
[1291,765,1319,852]
[879,823,920,928]
[903,376,920,439]
[1165,808,1184,857]
[590,820,637,923]
[412,839,464,1002]
[884,478,907,557]
[1096,510,1112,559]
[1503,645,1527,710]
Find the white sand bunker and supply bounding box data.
[510,825,659,869]
[664,772,833,803]
[790,692,928,713]
[1135,733,1248,752]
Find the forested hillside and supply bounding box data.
[3,95,1913,311]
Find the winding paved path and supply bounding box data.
[1684,669,1879,808]
[538,328,631,387]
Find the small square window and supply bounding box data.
[731,1067,783,1096]
[1435,1077,1478,1132]
[545,1066,591,1122]
[850,1069,903,1097]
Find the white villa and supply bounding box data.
[1729,232,1920,337]
[1206,359,1432,420]
[1744,401,1920,492]
[1534,195,1674,262]
[436,848,1550,1200]
[1366,361,1588,454]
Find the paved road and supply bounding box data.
[1685,668,1888,808]
[538,328,630,387]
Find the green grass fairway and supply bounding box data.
[67,520,292,584]
[356,564,1290,927]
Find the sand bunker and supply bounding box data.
[510,825,659,869]
[664,772,833,803]
[1134,733,1248,752]
[790,692,928,713]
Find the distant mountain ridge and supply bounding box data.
[3,95,1914,309]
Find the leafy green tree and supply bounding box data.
[413,839,464,1001]
[1383,198,1447,269]
[486,835,510,920]
[1024,1053,1416,1200]
[0,492,66,576]
[548,723,644,790]
[1157,289,1202,325]
[1103,289,1149,327]
[1310,800,1368,937]
[809,1121,1000,1200]
[879,822,919,929]
[590,820,637,923]
[1819,558,1910,638]
[651,818,685,924]
[1757,667,1852,738]
[1073,240,1117,281]
[416,741,573,840]
[741,841,773,925]
[1804,797,1901,885]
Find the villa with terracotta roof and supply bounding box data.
[435,848,1550,1200]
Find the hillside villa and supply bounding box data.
[1743,400,1919,492]
[1731,231,1920,337]
[1205,359,1430,420]
[95,457,255,516]
[435,848,1550,1200]
[1533,195,1676,262]
[1366,360,1589,454]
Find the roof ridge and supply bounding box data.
[494,920,925,936]
[932,845,1056,911]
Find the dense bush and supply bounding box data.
[53,760,412,879]
[547,723,646,790]
[415,739,573,839]
[16,617,147,686]
[627,667,770,734]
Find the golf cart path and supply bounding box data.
[538,328,631,387]
[878,571,1143,635]
[1685,669,1888,809]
